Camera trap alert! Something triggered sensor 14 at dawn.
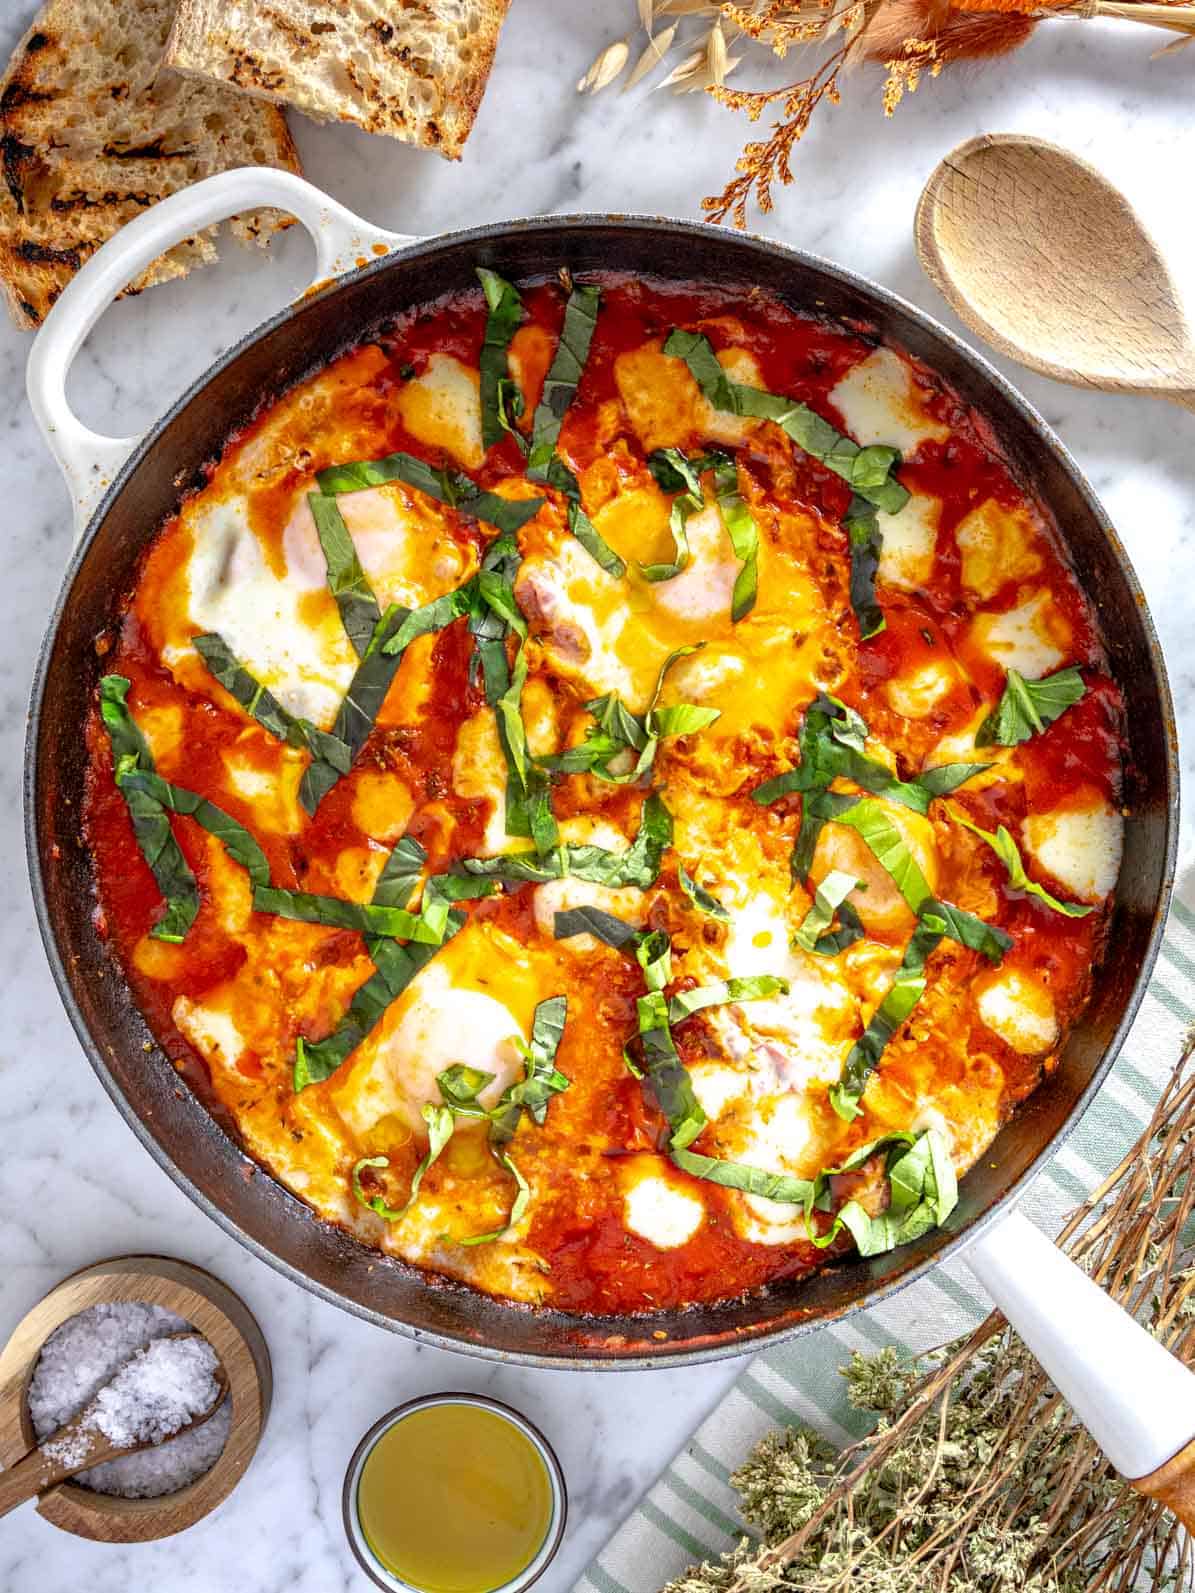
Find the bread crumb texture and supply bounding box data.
[164,0,512,160]
[0,0,301,329]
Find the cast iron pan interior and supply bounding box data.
[27,218,1178,1366]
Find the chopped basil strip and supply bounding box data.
[829,914,946,1121]
[953,811,1095,918]
[668,975,788,1023]
[977,665,1086,747]
[925,899,1012,963]
[831,798,935,915]
[751,695,984,821]
[371,835,427,910]
[568,496,624,577]
[437,1063,495,1115]
[461,792,672,889]
[476,267,525,451]
[352,1103,454,1221]
[542,646,718,785]
[118,768,270,889]
[554,907,641,947]
[294,915,464,1091]
[663,328,909,516]
[844,497,885,640]
[529,281,600,465]
[254,886,443,942]
[642,492,693,583]
[711,455,759,621]
[469,532,520,703]
[381,584,477,655]
[793,870,862,954]
[677,864,729,920]
[631,931,707,1151]
[460,995,569,1246]
[315,450,543,537]
[307,492,382,658]
[671,1127,957,1259]
[194,632,351,773]
[99,676,198,943]
[807,1127,958,1257]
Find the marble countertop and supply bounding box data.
[0,2,1192,1589]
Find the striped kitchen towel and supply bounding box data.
[575,876,1195,1593]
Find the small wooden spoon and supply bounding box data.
[0,1333,228,1517]
[915,133,1195,412]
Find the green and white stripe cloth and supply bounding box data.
[576,876,1195,1593]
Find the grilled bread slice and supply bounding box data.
[164,0,511,161]
[0,0,301,329]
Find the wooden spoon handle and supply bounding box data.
[0,1447,55,1518]
[1133,1436,1195,1528]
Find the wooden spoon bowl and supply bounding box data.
[915,133,1195,412]
[0,1256,270,1542]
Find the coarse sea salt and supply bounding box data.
[26,1301,231,1499]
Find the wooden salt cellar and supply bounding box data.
[0,1255,271,1541]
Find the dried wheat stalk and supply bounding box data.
[665,1039,1195,1592]
[578,1,1193,226]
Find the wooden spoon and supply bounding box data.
[915,133,1195,412]
[0,1333,228,1517]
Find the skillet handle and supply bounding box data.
[965,1207,1195,1522]
[25,166,415,541]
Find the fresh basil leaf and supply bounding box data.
[194,633,352,772]
[636,989,707,1150]
[99,678,199,943]
[926,898,1012,963]
[668,975,788,1023]
[307,492,383,658]
[844,498,885,640]
[829,917,944,1120]
[529,281,600,462]
[647,447,711,498]
[662,329,909,515]
[554,907,641,947]
[491,993,569,1141]
[468,532,520,703]
[495,644,530,796]
[118,768,270,890]
[253,885,445,942]
[793,870,862,954]
[811,898,866,956]
[352,1103,455,1221]
[316,449,544,536]
[566,497,624,577]
[459,792,671,889]
[677,864,729,920]
[476,267,524,451]
[952,811,1095,918]
[976,665,1086,748]
[650,702,721,738]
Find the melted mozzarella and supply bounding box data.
[222,749,305,835]
[955,499,1044,600]
[829,348,949,456]
[622,1161,705,1248]
[351,771,416,845]
[181,497,356,726]
[452,708,509,855]
[924,706,1020,792]
[729,1095,818,1245]
[885,658,958,719]
[976,970,1058,1055]
[811,801,940,937]
[970,589,1070,678]
[878,493,940,591]
[1023,800,1123,902]
[614,343,766,454]
[688,1063,745,1122]
[173,996,245,1068]
[395,354,484,470]
[516,535,639,704]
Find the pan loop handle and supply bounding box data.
[25,167,415,542]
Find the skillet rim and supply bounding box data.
[24,212,1180,1368]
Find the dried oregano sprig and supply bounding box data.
[664,1040,1195,1593]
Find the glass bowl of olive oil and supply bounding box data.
[342,1393,567,1593]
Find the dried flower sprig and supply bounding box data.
[578,1,1194,226]
[663,1037,1195,1592]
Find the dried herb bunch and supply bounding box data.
[664,1040,1195,1593]
[581,2,1195,227]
